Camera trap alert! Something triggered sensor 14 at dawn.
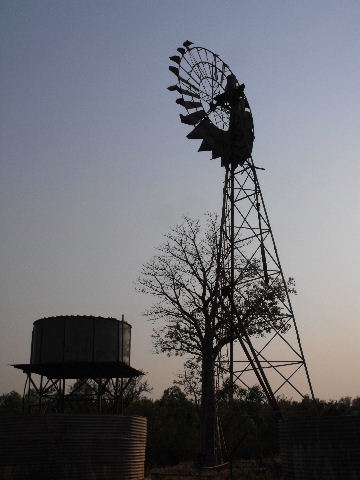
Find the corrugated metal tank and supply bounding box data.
[30,316,131,365]
[0,414,147,480]
[279,416,360,479]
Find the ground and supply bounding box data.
[150,458,282,480]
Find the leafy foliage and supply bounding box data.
[137,214,295,362]
[0,390,22,414]
[65,375,152,413]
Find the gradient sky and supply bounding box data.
[1,0,359,400]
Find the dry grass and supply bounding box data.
[150,458,282,480]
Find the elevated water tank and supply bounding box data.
[7,315,147,480]
[30,315,131,365]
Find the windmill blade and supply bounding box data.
[168,85,200,98]
[178,88,200,99]
[169,66,179,77]
[180,111,206,125]
[203,119,222,137]
[221,153,231,167]
[198,139,212,152]
[208,134,230,160]
[178,76,200,91]
[187,118,229,143]
[176,98,202,109]
[187,118,231,162]
[169,55,181,64]
[203,139,227,161]
[211,145,223,159]
[187,118,212,139]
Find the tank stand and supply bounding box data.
[22,372,133,413]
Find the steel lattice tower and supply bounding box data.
[216,158,315,408]
[168,40,316,466]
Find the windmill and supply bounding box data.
[168,41,315,466]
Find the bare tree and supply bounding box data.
[137,214,294,466]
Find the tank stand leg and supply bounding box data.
[22,374,29,412]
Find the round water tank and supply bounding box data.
[0,414,147,480]
[30,316,131,365]
[279,416,360,479]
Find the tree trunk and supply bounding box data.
[200,344,217,467]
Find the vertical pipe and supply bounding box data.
[62,317,66,362]
[39,319,43,363]
[228,93,238,408]
[229,161,235,402]
[228,97,237,480]
[120,377,124,413]
[61,378,66,412]
[39,375,43,412]
[121,315,124,363]
[92,317,95,362]
[22,375,29,412]
[114,378,119,413]
[98,380,102,414]
[229,163,235,479]
[117,318,120,362]
[30,329,34,363]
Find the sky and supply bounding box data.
[1,0,359,400]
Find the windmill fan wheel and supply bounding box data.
[168,40,255,168]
